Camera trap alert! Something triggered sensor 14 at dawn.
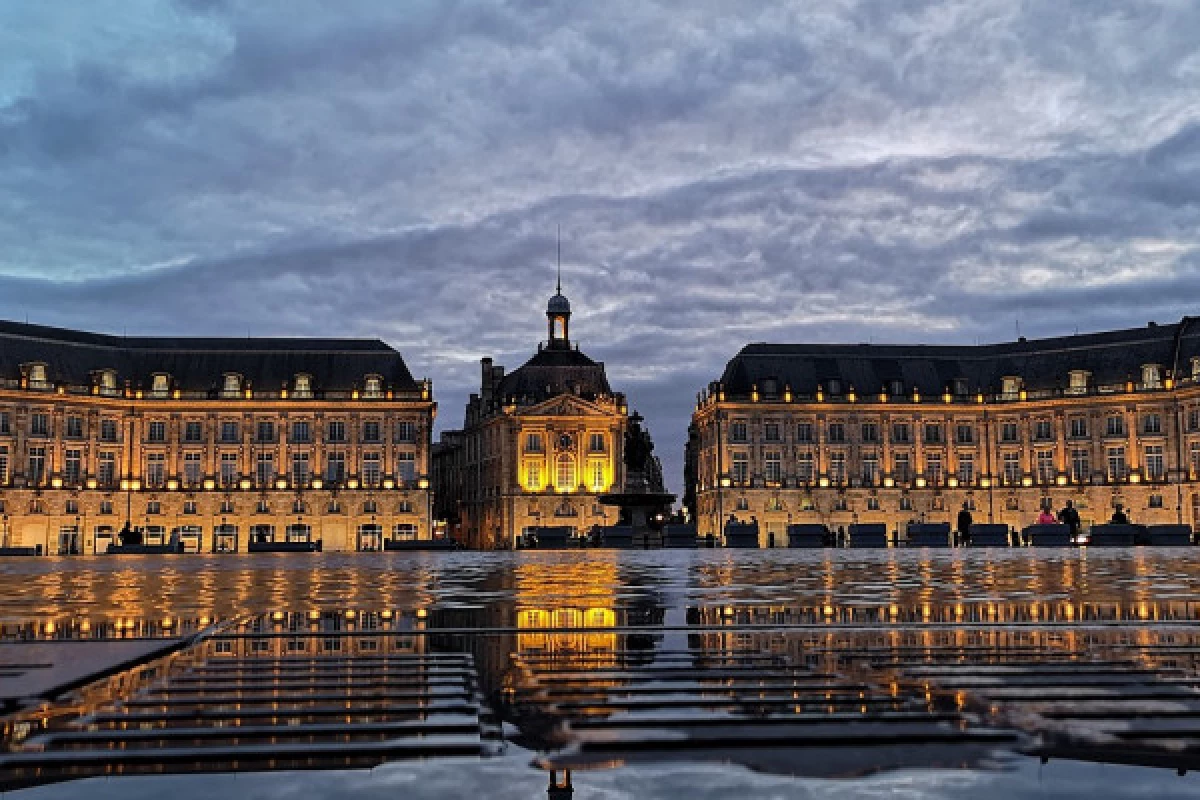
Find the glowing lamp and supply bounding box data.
[347,478,359,489]
[819,477,831,488]
[883,477,895,488]
[311,479,323,490]
[239,478,252,490]
[130,480,141,491]
[383,478,395,490]
[1129,472,1141,484]
[86,478,97,490]
[51,477,63,489]
[1056,475,1068,486]
[1021,476,1033,487]
[418,478,430,490]
[719,477,731,488]
[947,477,959,488]
[275,478,288,490]
[203,479,215,490]
[980,477,991,488]
[915,477,927,488]
[166,479,179,491]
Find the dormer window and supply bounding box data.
[890,380,904,396]
[222,373,242,398]
[953,378,969,397]
[827,379,842,396]
[363,375,383,399]
[1192,357,1200,382]
[760,379,778,400]
[150,373,170,398]
[1001,376,1021,398]
[1068,370,1090,394]
[99,369,118,395]
[293,373,313,399]
[25,363,49,390]
[1142,364,1162,389]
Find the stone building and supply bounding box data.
[689,319,1200,543]
[0,320,435,554]
[435,282,628,549]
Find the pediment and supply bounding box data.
[518,395,612,418]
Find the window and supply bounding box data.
[923,423,943,444]
[176,421,200,443]
[27,446,46,485]
[1190,408,1200,432]
[30,413,49,437]
[925,453,943,486]
[957,454,974,485]
[1192,441,1200,477]
[1003,452,1021,485]
[256,420,275,443]
[220,421,239,443]
[1069,417,1088,438]
[1144,414,1162,435]
[98,452,116,488]
[291,421,310,444]
[1005,496,1020,512]
[0,446,7,485]
[177,452,199,487]
[1145,445,1165,481]
[99,500,113,515]
[796,423,814,443]
[326,451,346,484]
[183,501,198,515]
[893,452,911,484]
[151,373,170,397]
[829,452,847,484]
[64,416,83,439]
[396,452,416,483]
[255,500,271,515]
[1107,446,1127,482]
[395,421,417,443]
[765,452,781,484]
[98,419,117,442]
[525,461,541,490]
[220,499,235,514]
[293,373,313,398]
[144,420,165,443]
[866,496,880,511]
[1071,448,1090,483]
[862,454,879,486]
[525,433,543,453]
[327,420,346,443]
[1142,364,1162,388]
[98,369,118,394]
[555,454,576,491]
[0,411,8,434]
[362,421,381,443]
[27,364,48,388]
[1106,415,1125,437]
[393,523,418,541]
[764,422,781,442]
[1036,449,1055,484]
[892,423,911,444]
[955,424,974,444]
[220,453,238,487]
[291,451,310,486]
[1000,422,1018,443]
[953,378,969,397]
[1150,493,1164,509]
[730,420,748,443]
[1034,420,1052,441]
[590,460,605,490]
[828,423,845,443]
[796,452,814,483]
[899,496,913,511]
[861,422,879,443]
[222,373,241,397]
[145,453,165,488]
[256,452,275,487]
[589,433,605,452]
[827,379,842,396]
[1001,376,1021,398]
[363,452,382,487]
[363,375,383,398]
[1068,370,1090,394]
[731,452,748,484]
[146,501,161,516]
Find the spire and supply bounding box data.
[556,224,562,295]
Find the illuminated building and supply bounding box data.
[0,321,435,553]
[690,319,1200,541]
[435,281,628,549]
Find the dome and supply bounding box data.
[547,291,571,315]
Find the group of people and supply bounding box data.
[957,499,1133,541]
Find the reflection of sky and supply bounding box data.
[14,753,1200,799]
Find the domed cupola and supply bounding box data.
[546,275,571,348]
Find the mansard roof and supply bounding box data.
[718,318,1200,399]
[0,319,419,393]
[497,345,612,403]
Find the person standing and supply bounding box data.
[956,502,973,547]
[1111,503,1130,525]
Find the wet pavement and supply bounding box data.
[4,549,1200,796]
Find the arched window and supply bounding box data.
[555,454,576,491]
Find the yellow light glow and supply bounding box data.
[720,477,731,488]
[915,477,927,488]
[1019,389,1028,401]
[50,477,62,488]
[980,477,991,488]
[383,478,395,490]
[130,480,141,491]
[883,477,894,488]
[347,478,359,489]
[203,479,215,490]
[819,477,830,488]
[1129,473,1141,484]
[275,478,287,490]
[311,479,323,490]
[1056,475,1068,486]
[239,478,251,490]
[947,477,959,488]
[1021,476,1033,487]
[166,479,178,491]
[418,478,430,490]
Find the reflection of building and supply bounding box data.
[435,282,628,549]
[0,321,435,553]
[690,320,1200,540]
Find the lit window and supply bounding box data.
[151,373,170,397]
[293,374,313,398]
[1142,364,1162,388]
[222,373,241,397]
[525,461,541,490]
[1068,370,1090,394]
[555,454,576,491]
[590,460,605,491]
[27,363,48,388]
[1001,376,1021,398]
[363,375,383,399]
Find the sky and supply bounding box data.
[4,1,1200,495]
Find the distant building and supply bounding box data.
[0,321,435,554]
[435,282,628,549]
[690,319,1200,542]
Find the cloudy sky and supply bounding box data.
[4,0,1200,493]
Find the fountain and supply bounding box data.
[597,412,679,547]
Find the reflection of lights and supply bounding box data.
[271,611,285,622]
[199,616,211,627]
[43,621,56,635]
[415,608,428,619]
[381,610,393,620]
[161,617,174,629]
[308,610,321,621]
[344,610,357,619]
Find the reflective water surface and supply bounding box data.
[4,549,1200,797]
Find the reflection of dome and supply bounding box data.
[547,291,571,315]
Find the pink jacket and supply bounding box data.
[1036,511,1057,525]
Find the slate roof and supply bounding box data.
[718,319,1200,398]
[0,320,419,393]
[497,345,612,403]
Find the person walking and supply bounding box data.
[1057,500,1081,539]
[956,502,973,547]
[1111,503,1130,525]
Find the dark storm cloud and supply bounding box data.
[4,0,1200,492]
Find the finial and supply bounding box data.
[556,224,562,294]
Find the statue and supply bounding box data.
[624,412,665,493]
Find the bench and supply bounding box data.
[787,524,828,548]
[966,524,1010,547]
[906,522,950,548]
[849,523,888,548]
[1022,524,1071,547]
